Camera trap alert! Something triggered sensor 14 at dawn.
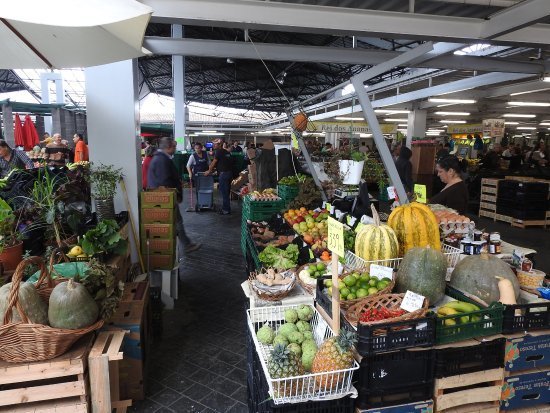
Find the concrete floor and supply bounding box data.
[129,190,549,413]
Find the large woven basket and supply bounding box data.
[345,293,429,327]
[336,271,395,310]
[248,268,296,302]
[0,256,103,363]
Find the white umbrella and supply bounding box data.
[0,0,153,69]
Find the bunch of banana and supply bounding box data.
[437,300,481,326]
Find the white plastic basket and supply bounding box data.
[345,244,462,272]
[247,304,360,404]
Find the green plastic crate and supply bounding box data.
[435,286,504,345]
[277,184,299,207]
[242,196,285,221]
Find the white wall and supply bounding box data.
[85,60,141,263]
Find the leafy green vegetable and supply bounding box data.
[258,244,299,270]
[82,219,128,257]
[278,174,309,186]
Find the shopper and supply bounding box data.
[141,145,156,190]
[395,146,413,194]
[205,138,233,215]
[430,155,469,214]
[186,142,209,179]
[0,139,34,178]
[73,133,89,162]
[147,137,201,253]
[231,140,243,153]
[44,133,70,166]
[359,142,369,154]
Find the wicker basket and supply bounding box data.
[295,263,330,295]
[336,271,395,310]
[345,293,429,327]
[0,256,103,363]
[248,268,296,301]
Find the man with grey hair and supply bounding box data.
[147,137,201,254]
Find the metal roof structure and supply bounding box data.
[2,0,550,134]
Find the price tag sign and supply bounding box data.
[387,186,397,200]
[354,222,365,233]
[291,132,299,149]
[327,217,344,257]
[400,290,426,313]
[414,184,427,203]
[370,264,394,280]
[347,216,357,227]
[325,202,332,212]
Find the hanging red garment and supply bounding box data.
[14,114,24,148]
[23,114,39,150]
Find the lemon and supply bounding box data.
[69,246,83,256]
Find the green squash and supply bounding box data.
[450,253,519,305]
[0,282,48,325]
[396,246,447,305]
[48,279,99,329]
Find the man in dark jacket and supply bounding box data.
[147,137,201,253]
[395,146,413,194]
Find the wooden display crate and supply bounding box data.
[140,189,176,209]
[479,179,499,220]
[141,237,175,255]
[0,336,93,413]
[140,223,174,240]
[140,208,174,224]
[433,368,504,413]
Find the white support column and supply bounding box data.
[406,109,427,147]
[2,104,14,147]
[85,60,141,263]
[172,24,187,150]
[40,72,65,134]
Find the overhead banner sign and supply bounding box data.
[310,121,397,134]
[447,123,483,135]
[483,118,505,139]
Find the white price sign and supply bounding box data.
[387,186,397,200]
[400,290,426,313]
[369,264,394,280]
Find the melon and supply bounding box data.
[0,281,48,325]
[48,279,99,329]
[355,205,399,262]
[450,253,520,305]
[396,246,447,305]
[388,202,441,255]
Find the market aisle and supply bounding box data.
[130,191,248,413]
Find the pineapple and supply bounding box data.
[267,344,304,397]
[311,329,357,390]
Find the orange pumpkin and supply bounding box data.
[293,112,308,132]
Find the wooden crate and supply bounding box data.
[479,202,497,212]
[89,330,132,413]
[510,218,547,229]
[479,210,496,219]
[0,336,93,413]
[480,194,497,203]
[434,368,504,413]
[495,213,513,224]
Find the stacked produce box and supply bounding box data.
[497,180,549,222]
[140,190,177,270]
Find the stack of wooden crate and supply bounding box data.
[140,190,177,270]
[479,178,499,220]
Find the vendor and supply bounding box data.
[0,139,34,178]
[44,133,69,166]
[186,142,210,179]
[430,155,469,214]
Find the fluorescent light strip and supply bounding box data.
[398,124,408,127]
[201,130,217,133]
[429,98,477,104]
[384,118,408,122]
[359,133,372,138]
[539,122,550,126]
[504,122,519,125]
[439,120,466,124]
[434,112,470,116]
[502,114,536,118]
[508,101,550,107]
[517,126,537,130]
[196,132,224,135]
[428,129,445,132]
[334,116,364,121]
[511,87,550,96]
[374,109,409,114]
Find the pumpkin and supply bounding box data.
[387,202,441,255]
[450,253,520,305]
[293,112,308,132]
[48,279,99,329]
[396,246,447,305]
[355,205,399,263]
[0,281,48,325]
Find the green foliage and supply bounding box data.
[258,244,299,270]
[350,151,365,162]
[90,164,123,199]
[81,219,128,257]
[278,174,308,186]
[362,154,389,188]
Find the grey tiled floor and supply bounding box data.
[130,194,248,413]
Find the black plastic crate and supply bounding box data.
[434,337,505,378]
[498,180,549,194]
[502,301,550,334]
[356,349,435,409]
[149,286,163,337]
[496,197,548,211]
[496,206,547,220]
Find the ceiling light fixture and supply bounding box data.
[374,109,409,114]
[504,122,519,125]
[334,116,364,121]
[429,98,476,104]
[539,122,550,126]
[510,87,550,96]
[196,132,224,136]
[439,120,466,124]
[201,130,217,133]
[434,111,470,116]
[384,118,408,122]
[502,114,536,118]
[517,126,537,130]
[398,124,408,127]
[543,75,550,82]
[428,129,445,132]
[508,101,550,107]
[359,133,373,137]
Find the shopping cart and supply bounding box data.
[194,172,215,212]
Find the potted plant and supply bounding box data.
[0,198,23,271]
[90,164,123,222]
[363,154,390,200]
[338,150,365,185]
